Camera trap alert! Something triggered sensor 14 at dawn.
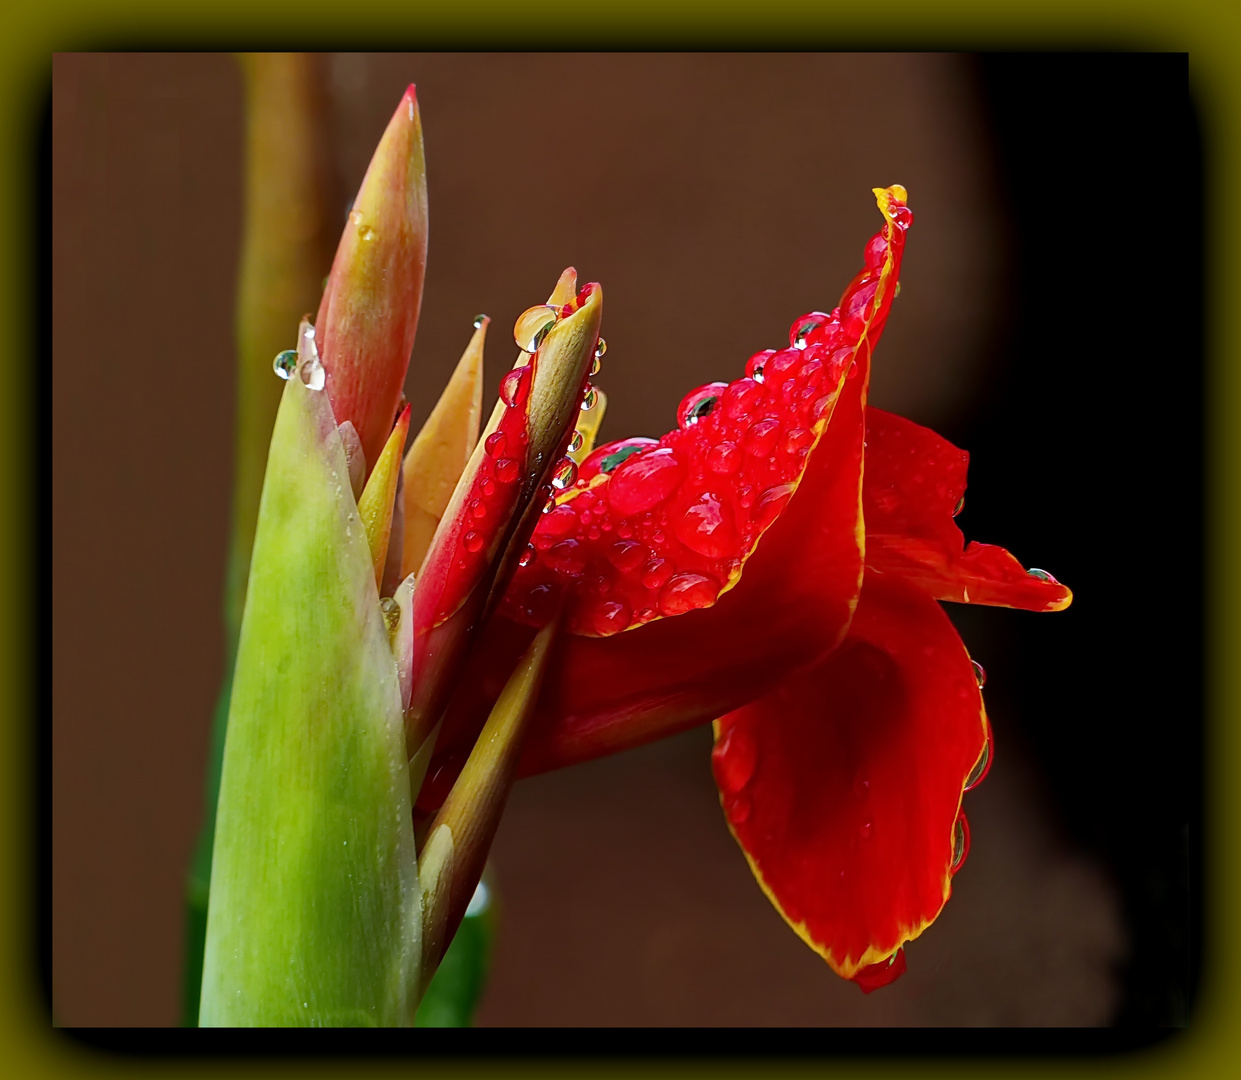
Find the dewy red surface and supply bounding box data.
[417,188,911,810]
[862,408,1072,612]
[710,576,988,982]
[500,194,910,638]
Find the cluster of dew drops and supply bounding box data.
[272,321,326,392]
[499,233,911,639]
[428,295,606,612]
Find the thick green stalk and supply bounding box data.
[184,52,335,1025]
[199,371,420,1026]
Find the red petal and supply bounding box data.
[710,577,988,981]
[863,408,1072,612]
[416,186,911,808]
[500,187,912,638]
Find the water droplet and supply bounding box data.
[676,492,737,558]
[357,224,376,242]
[606,540,647,572]
[567,429,584,453]
[480,477,497,497]
[1027,567,1060,583]
[551,458,578,490]
[953,495,965,517]
[951,814,970,870]
[607,448,684,516]
[500,365,531,408]
[513,304,558,352]
[380,596,400,633]
[463,530,484,553]
[471,499,487,520]
[964,736,991,791]
[743,418,780,456]
[590,337,607,376]
[485,431,507,458]
[895,281,902,297]
[658,571,719,616]
[790,311,831,349]
[542,505,578,537]
[299,356,325,391]
[725,794,751,824]
[473,313,488,330]
[784,428,813,453]
[706,440,741,475]
[581,385,599,411]
[348,209,363,226]
[754,483,796,530]
[591,600,631,636]
[864,234,889,270]
[272,349,298,379]
[971,659,986,688]
[545,538,586,575]
[641,558,673,590]
[713,725,757,793]
[518,544,536,567]
[677,382,728,428]
[859,820,873,840]
[746,350,775,383]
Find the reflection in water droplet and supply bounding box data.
[300,356,325,391]
[518,544,535,567]
[485,431,506,458]
[500,365,531,409]
[551,458,577,490]
[658,572,719,616]
[495,458,521,485]
[964,736,991,791]
[951,814,970,870]
[463,530,484,553]
[273,350,298,379]
[348,209,363,226]
[594,337,607,360]
[1027,567,1060,583]
[971,659,986,688]
[380,597,400,634]
[357,225,376,242]
[513,304,558,352]
[567,429,584,453]
[473,313,488,330]
[581,385,599,411]
[953,495,965,517]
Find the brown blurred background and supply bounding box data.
[52,53,1182,1027]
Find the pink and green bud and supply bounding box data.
[315,84,428,477]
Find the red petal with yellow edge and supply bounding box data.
[710,576,987,982]
[863,407,1072,612]
[499,185,912,638]
[413,187,912,807]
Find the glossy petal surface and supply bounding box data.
[711,577,987,981]
[863,408,1072,612]
[416,187,912,805]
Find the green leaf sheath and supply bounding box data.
[199,374,421,1027]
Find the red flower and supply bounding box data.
[416,186,1071,990]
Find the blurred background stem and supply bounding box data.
[182,52,337,1026]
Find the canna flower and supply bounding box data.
[413,185,1071,991]
[198,74,1071,1024]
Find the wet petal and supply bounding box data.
[500,185,911,639]
[710,577,987,982]
[863,408,1072,612]
[416,188,913,803]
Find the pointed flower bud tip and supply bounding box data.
[315,88,428,475]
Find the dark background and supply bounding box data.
[50,53,1196,1027]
